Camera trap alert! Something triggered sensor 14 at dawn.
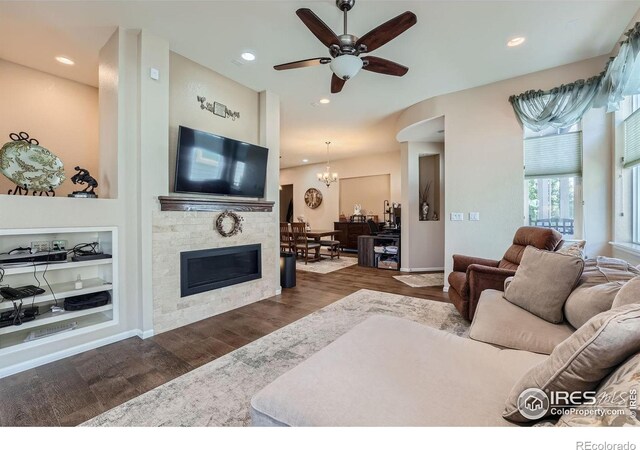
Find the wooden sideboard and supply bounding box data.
[334,222,370,250]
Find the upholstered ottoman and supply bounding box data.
[250,315,546,426]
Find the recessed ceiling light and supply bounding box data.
[302,159,309,163]
[507,37,526,47]
[55,56,75,65]
[319,98,330,104]
[241,52,256,61]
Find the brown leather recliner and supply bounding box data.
[448,226,564,321]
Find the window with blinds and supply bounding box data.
[624,108,640,168]
[524,132,583,178]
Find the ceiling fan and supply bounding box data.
[274,0,417,93]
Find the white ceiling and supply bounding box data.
[1,1,638,168]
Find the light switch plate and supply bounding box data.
[469,212,480,221]
[450,212,464,221]
[150,68,160,80]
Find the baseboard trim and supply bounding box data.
[442,286,449,293]
[275,288,282,295]
[137,329,155,339]
[0,329,140,379]
[399,267,445,273]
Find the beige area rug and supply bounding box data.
[295,255,358,274]
[82,289,469,427]
[393,272,445,288]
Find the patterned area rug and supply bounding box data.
[393,272,445,287]
[295,255,358,274]
[82,289,469,427]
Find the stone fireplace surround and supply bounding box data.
[152,203,278,334]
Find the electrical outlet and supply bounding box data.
[450,212,464,221]
[51,240,68,251]
[31,241,50,253]
[469,212,480,221]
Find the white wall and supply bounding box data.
[279,151,401,230]
[396,56,612,281]
[400,142,445,271]
[582,107,613,258]
[138,31,170,334]
[168,51,260,191]
[0,59,99,197]
[339,174,390,220]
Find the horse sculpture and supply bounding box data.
[70,166,98,197]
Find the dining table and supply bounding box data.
[306,229,342,261]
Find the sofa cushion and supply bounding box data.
[470,289,574,355]
[556,352,640,427]
[580,257,640,286]
[503,304,640,423]
[504,247,584,323]
[448,271,469,298]
[563,282,624,329]
[251,315,546,426]
[613,276,640,308]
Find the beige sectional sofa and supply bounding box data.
[251,315,547,427]
[251,255,640,427]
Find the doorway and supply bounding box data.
[280,184,294,222]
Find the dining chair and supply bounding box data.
[280,222,293,253]
[291,222,320,264]
[320,238,340,259]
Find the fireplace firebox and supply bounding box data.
[180,244,262,297]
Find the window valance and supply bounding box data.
[510,22,640,131]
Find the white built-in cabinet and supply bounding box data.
[0,227,118,357]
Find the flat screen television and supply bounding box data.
[174,126,269,198]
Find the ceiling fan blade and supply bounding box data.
[356,11,417,53]
[296,8,340,48]
[362,56,408,77]
[274,57,331,71]
[331,74,346,93]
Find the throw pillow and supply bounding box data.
[557,240,586,259]
[581,257,640,286]
[612,276,640,308]
[503,304,640,423]
[556,352,640,427]
[504,246,584,323]
[563,282,624,329]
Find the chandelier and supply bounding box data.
[317,141,338,187]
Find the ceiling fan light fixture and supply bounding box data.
[330,54,363,80]
[507,36,526,47]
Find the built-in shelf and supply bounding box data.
[0,227,118,375]
[0,277,112,311]
[159,195,274,212]
[1,258,112,276]
[0,304,112,336]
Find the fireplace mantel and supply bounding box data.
[158,195,274,213]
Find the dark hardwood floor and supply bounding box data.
[0,261,448,427]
